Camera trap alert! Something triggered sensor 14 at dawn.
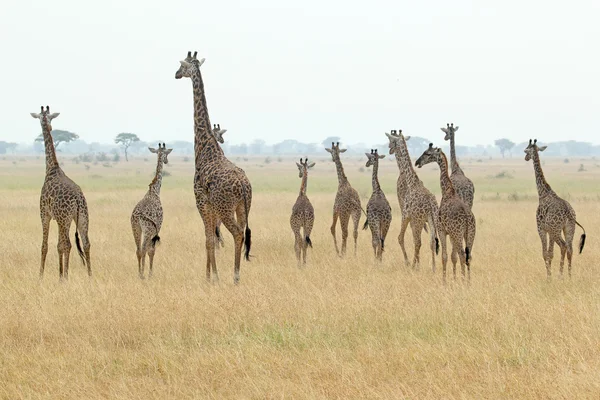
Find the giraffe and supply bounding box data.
[415,144,476,280]
[524,139,586,278]
[290,158,315,267]
[440,123,475,209]
[363,149,392,261]
[386,130,439,271]
[325,141,363,256]
[131,143,172,279]
[30,106,91,279]
[175,51,252,284]
[212,123,226,248]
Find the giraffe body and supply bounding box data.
[364,150,392,261]
[415,145,475,281]
[290,158,315,266]
[131,144,172,279]
[524,139,586,278]
[31,106,91,279]
[325,142,363,256]
[441,123,475,209]
[386,130,439,271]
[176,52,252,284]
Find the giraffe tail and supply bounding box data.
[362,219,369,230]
[576,221,586,254]
[74,205,86,266]
[305,236,313,248]
[152,235,161,247]
[215,224,224,247]
[242,185,252,261]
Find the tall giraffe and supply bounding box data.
[30,106,91,279]
[386,130,439,270]
[290,158,315,267]
[175,51,252,284]
[415,144,476,280]
[363,149,392,261]
[524,139,586,278]
[440,123,475,209]
[325,141,363,256]
[131,143,172,279]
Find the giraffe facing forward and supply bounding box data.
[290,158,315,267]
[524,139,586,278]
[30,106,91,279]
[416,144,476,280]
[175,51,252,284]
[131,143,172,279]
[325,142,363,256]
[363,149,392,261]
[440,123,475,209]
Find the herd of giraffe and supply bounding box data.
[28,52,587,283]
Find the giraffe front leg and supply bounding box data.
[439,231,448,283]
[352,210,361,256]
[40,213,51,279]
[552,233,567,278]
[57,225,71,281]
[398,216,410,266]
[132,219,143,278]
[293,229,302,267]
[410,221,424,270]
[340,214,350,257]
[563,224,575,278]
[450,247,458,279]
[330,212,340,256]
[148,246,156,279]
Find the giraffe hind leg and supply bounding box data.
[220,212,244,284]
[340,213,350,256]
[552,232,567,277]
[330,212,340,256]
[563,224,575,278]
[351,209,361,256]
[131,217,143,278]
[57,224,71,281]
[77,210,91,276]
[40,213,51,279]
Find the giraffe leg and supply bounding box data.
[551,232,567,278]
[303,218,314,266]
[450,236,467,280]
[439,231,448,282]
[203,217,218,283]
[538,228,550,279]
[77,211,91,276]
[139,225,155,280]
[340,213,350,256]
[131,218,143,278]
[547,237,555,280]
[293,227,302,267]
[57,225,71,281]
[398,216,410,266]
[410,220,424,270]
[369,222,379,260]
[148,246,156,279]
[351,210,361,256]
[428,214,437,273]
[220,213,244,285]
[450,247,458,279]
[563,223,575,278]
[330,212,340,256]
[40,212,51,279]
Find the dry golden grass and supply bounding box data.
[1,154,600,398]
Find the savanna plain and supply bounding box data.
[1,153,600,399]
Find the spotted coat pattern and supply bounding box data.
[364,150,392,261]
[290,158,315,266]
[441,123,475,209]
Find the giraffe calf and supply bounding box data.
[363,150,392,261]
[290,158,315,267]
[131,143,172,279]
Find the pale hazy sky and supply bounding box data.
[1,0,599,146]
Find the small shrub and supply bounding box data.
[112,152,120,162]
[264,156,272,164]
[102,162,112,168]
[84,164,91,170]
[494,171,513,179]
[243,157,248,162]
[144,158,149,162]
[96,152,109,162]
[578,164,586,172]
[277,157,283,162]
[162,170,171,177]
[564,158,569,164]
[183,156,191,162]
[12,161,17,165]
[73,157,80,164]
[358,167,365,173]
[90,174,103,179]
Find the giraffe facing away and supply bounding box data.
[131,143,172,279]
[524,139,586,278]
[175,51,252,284]
[415,144,476,280]
[363,149,392,261]
[30,106,91,279]
[386,130,439,271]
[325,141,363,256]
[290,158,315,267]
[441,123,475,209]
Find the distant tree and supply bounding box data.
[114,133,140,161]
[250,139,266,154]
[494,138,515,158]
[322,136,341,148]
[405,136,430,156]
[0,141,18,154]
[35,130,79,149]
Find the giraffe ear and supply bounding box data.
[296,162,302,168]
[148,147,158,153]
[308,162,316,168]
[404,136,411,141]
[339,149,347,153]
[30,113,41,119]
[453,126,459,132]
[219,129,227,135]
[48,113,60,121]
[325,148,332,153]
[538,145,547,152]
[179,60,192,68]
[365,152,371,158]
[165,148,173,155]
[440,127,448,134]
[378,154,386,159]
[198,58,206,67]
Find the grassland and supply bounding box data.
[1,153,600,399]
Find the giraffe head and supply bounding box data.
[365,149,385,167]
[524,139,547,161]
[212,124,227,144]
[324,141,347,162]
[440,122,459,141]
[385,129,411,155]
[415,143,442,168]
[30,106,60,131]
[175,51,206,79]
[149,143,173,164]
[296,157,315,177]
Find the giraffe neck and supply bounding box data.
[448,134,463,174]
[299,169,308,196]
[436,151,456,197]
[334,157,348,185]
[148,156,164,195]
[371,159,381,193]
[41,120,60,173]
[532,150,553,197]
[396,136,421,188]
[190,64,222,168]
